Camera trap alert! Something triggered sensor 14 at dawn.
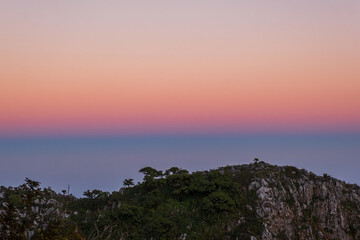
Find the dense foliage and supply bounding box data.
[0,164,263,240]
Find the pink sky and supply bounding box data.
[1,1,359,136]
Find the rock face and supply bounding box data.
[232,162,360,240]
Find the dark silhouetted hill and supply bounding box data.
[1,161,360,239]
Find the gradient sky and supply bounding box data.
[1,1,360,195]
[1,1,359,136]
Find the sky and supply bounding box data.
[0,1,360,195]
[1,0,359,136]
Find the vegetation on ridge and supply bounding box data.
[1,161,360,239]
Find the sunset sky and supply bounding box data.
[1,1,359,137]
[1,1,360,195]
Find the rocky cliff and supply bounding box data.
[229,162,360,239]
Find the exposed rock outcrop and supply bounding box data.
[224,162,360,239]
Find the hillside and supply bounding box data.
[1,161,360,239]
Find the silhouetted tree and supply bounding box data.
[123,179,134,188]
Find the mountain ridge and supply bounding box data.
[1,161,360,239]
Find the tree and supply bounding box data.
[20,178,43,235]
[83,189,108,200]
[202,190,235,214]
[254,158,259,164]
[165,167,188,176]
[123,179,134,188]
[0,201,25,240]
[139,167,163,181]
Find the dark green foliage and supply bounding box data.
[0,180,83,240]
[277,230,288,240]
[139,167,163,181]
[4,162,360,239]
[342,200,358,211]
[0,164,265,239]
[348,224,357,238]
[5,162,359,239]
[122,178,134,188]
[68,165,264,239]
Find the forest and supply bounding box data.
[3,161,360,240]
[0,163,263,240]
